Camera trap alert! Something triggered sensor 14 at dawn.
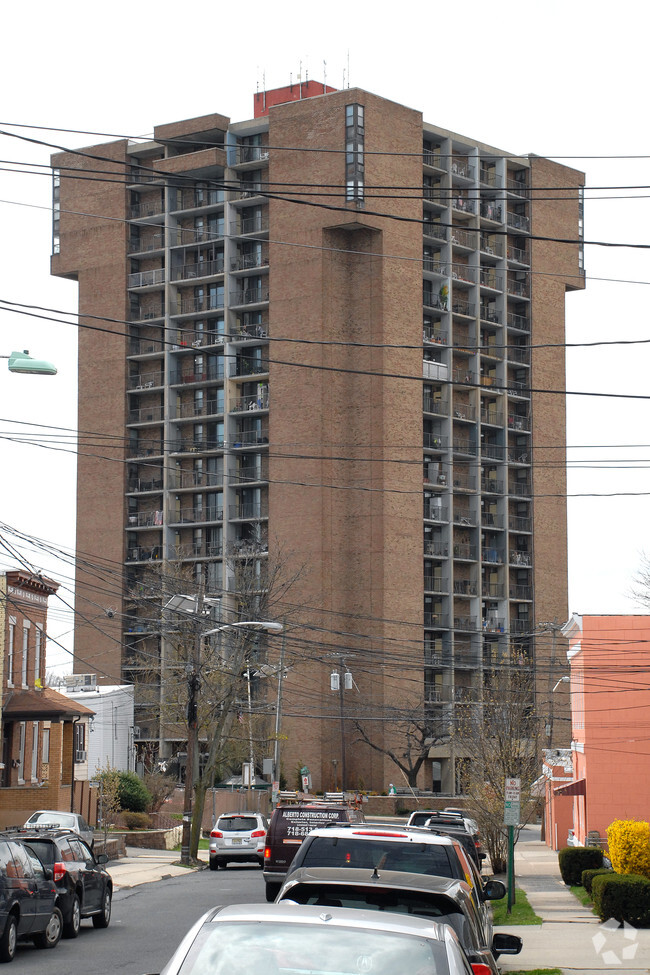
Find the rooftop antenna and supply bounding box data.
[290,71,293,92]
[262,70,266,111]
[323,60,327,92]
[347,50,350,88]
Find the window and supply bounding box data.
[35,626,43,683]
[21,624,29,686]
[74,722,86,763]
[345,104,364,202]
[31,722,39,782]
[7,617,15,686]
[42,727,50,765]
[17,722,26,781]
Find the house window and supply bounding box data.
[74,723,86,763]
[17,722,26,782]
[7,617,15,686]
[35,626,43,684]
[22,624,29,687]
[31,722,39,782]
[42,727,50,764]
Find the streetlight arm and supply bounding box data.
[203,620,283,638]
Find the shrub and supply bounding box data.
[558,846,603,886]
[143,772,175,812]
[582,867,614,894]
[122,811,152,831]
[117,771,152,812]
[607,819,650,878]
[591,872,650,926]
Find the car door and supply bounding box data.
[69,839,103,912]
[6,842,38,936]
[22,847,55,933]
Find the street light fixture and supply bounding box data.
[3,350,57,375]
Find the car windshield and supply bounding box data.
[177,920,449,975]
[218,817,258,832]
[300,837,455,877]
[28,813,76,829]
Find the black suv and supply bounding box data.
[4,829,112,938]
[0,836,62,961]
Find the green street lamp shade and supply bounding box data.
[8,350,57,375]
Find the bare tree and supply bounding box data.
[354,705,448,789]
[455,668,541,873]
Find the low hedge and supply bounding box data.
[580,867,614,894]
[591,872,650,926]
[558,846,603,886]
[582,867,614,894]
[122,811,152,831]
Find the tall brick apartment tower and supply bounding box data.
[51,83,584,794]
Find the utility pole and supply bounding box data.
[271,627,286,805]
[180,584,204,865]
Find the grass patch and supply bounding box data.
[491,887,543,925]
[172,837,210,852]
[506,970,562,975]
[570,884,596,911]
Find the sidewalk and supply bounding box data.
[106,847,207,890]
[497,826,650,974]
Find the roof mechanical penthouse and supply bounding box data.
[51,79,584,794]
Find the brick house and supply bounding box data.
[543,614,650,850]
[0,571,94,828]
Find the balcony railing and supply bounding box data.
[127,477,163,493]
[424,324,447,346]
[483,582,505,598]
[169,506,223,524]
[482,443,504,461]
[453,580,477,595]
[506,211,530,232]
[128,372,164,391]
[482,510,503,528]
[129,233,164,254]
[480,235,504,257]
[507,312,530,332]
[506,346,530,365]
[423,222,447,241]
[507,177,529,198]
[426,505,448,523]
[424,576,448,593]
[483,617,506,633]
[509,515,532,533]
[451,473,476,491]
[128,268,165,289]
[230,358,270,378]
[482,547,503,564]
[510,618,531,634]
[453,438,478,456]
[452,299,474,317]
[451,196,476,214]
[452,404,477,421]
[509,479,532,497]
[453,616,478,631]
[423,395,448,415]
[170,365,225,384]
[128,405,164,424]
[176,227,224,246]
[453,510,476,528]
[508,447,529,464]
[510,584,533,600]
[510,550,532,566]
[451,158,474,180]
[451,264,476,284]
[424,432,447,451]
[127,510,163,528]
[479,269,502,290]
[480,477,503,494]
[230,287,270,306]
[230,215,269,235]
[479,168,497,187]
[507,278,530,299]
[480,203,502,223]
[171,258,224,281]
[129,199,164,219]
[424,539,449,557]
[480,409,503,426]
[127,546,162,563]
[231,391,269,412]
[507,245,529,264]
[176,400,223,419]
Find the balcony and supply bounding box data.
[425,505,448,523]
[508,447,529,464]
[481,443,505,461]
[509,479,532,497]
[450,264,476,285]
[479,269,502,290]
[507,177,528,198]
[230,287,270,307]
[230,215,269,236]
[176,226,224,246]
[480,477,503,494]
[171,258,224,282]
[452,404,477,422]
[423,360,449,382]
[451,158,474,181]
[480,408,503,427]
[452,438,478,457]
[128,372,164,391]
[451,196,476,215]
[482,617,506,633]
[453,616,477,632]
[424,324,447,346]
[126,510,163,528]
[170,364,225,384]
[129,233,164,254]
[506,346,530,365]
[231,391,269,413]
[424,432,447,451]
[480,202,502,223]
[452,541,477,559]
[127,476,163,493]
[506,211,530,232]
[128,405,164,424]
[231,252,268,272]
[483,582,505,598]
[510,584,533,600]
[480,235,504,258]
[424,576,449,593]
[510,550,532,566]
[176,400,223,420]
[169,506,223,525]
[479,167,497,188]
[423,222,447,242]
[509,515,532,533]
[233,145,270,165]
[453,579,477,596]
[425,539,449,557]
[507,312,530,332]
[126,546,162,563]
[231,357,270,379]
[510,619,531,634]
[452,299,474,317]
[129,199,164,219]
[482,547,503,564]
[423,395,448,416]
[451,472,476,492]
[507,244,529,265]
[482,510,503,529]
[507,278,530,299]
[128,268,165,289]
[177,295,224,315]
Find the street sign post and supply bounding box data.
[504,778,521,913]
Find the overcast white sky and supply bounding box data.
[1,0,649,673]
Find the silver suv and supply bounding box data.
[209,812,267,870]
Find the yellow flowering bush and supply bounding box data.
[607,819,650,878]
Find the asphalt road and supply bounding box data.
[13,862,266,975]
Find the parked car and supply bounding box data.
[276,867,522,974]
[421,812,485,869]
[0,836,63,961]
[23,811,94,848]
[6,828,112,937]
[263,798,364,900]
[156,901,480,975]
[209,812,267,871]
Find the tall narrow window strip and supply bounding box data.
[345,104,364,202]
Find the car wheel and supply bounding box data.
[92,889,112,929]
[216,858,226,869]
[0,914,17,963]
[34,907,63,949]
[257,857,264,869]
[265,883,280,903]
[63,894,81,939]
[209,856,219,871]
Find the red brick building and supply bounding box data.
[0,572,94,827]
[51,83,584,794]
